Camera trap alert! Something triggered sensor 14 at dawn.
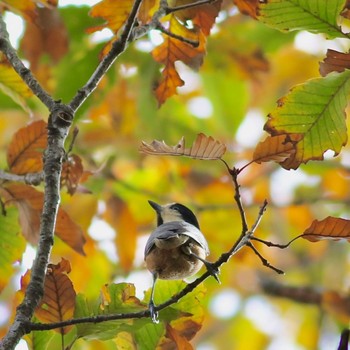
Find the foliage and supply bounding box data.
[0,0,350,349]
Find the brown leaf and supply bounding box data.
[20,7,68,72]
[152,16,206,105]
[7,120,47,175]
[61,154,84,195]
[319,49,350,77]
[103,197,137,273]
[87,0,133,34]
[302,217,350,243]
[35,258,76,334]
[233,0,259,18]
[140,133,226,160]
[253,135,296,164]
[1,183,86,255]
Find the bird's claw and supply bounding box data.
[204,261,220,284]
[149,301,159,323]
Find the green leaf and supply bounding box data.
[0,207,25,293]
[265,70,350,169]
[258,0,348,39]
[74,283,145,340]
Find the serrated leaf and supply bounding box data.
[319,49,350,76]
[152,16,206,105]
[140,133,226,160]
[7,120,47,175]
[302,216,350,242]
[0,207,25,293]
[264,70,350,169]
[75,283,144,340]
[0,183,86,255]
[35,258,76,334]
[253,135,296,164]
[139,280,205,348]
[258,0,347,39]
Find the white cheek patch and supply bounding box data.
[161,211,182,223]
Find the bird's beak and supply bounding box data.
[148,200,162,213]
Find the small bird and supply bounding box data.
[145,200,219,322]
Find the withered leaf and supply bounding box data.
[61,154,84,195]
[140,133,226,160]
[253,135,296,164]
[302,216,350,243]
[7,120,47,175]
[35,258,76,334]
[319,49,350,77]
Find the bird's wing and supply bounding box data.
[145,221,209,256]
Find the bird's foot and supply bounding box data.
[203,261,220,283]
[149,300,159,323]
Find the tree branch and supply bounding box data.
[68,0,143,112]
[0,15,55,110]
[0,104,74,350]
[0,170,44,186]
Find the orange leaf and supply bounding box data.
[103,197,137,272]
[61,154,84,195]
[253,135,296,164]
[21,7,68,72]
[35,258,76,334]
[152,16,206,105]
[138,0,157,24]
[140,133,226,159]
[319,49,350,77]
[1,183,86,255]
[166,324,194,350]
[7,120,47,175]
[233,0,259,18]
[87,0,133,34]
[302,217,350,243]
[174,0,222,35]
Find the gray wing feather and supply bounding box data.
[145,221,209,256]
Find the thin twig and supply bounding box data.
[156,23,199,47]
[68,0,143,112]
[166,0,219,14]
[66,127,79,156]
[0,170,44,186]
[247,242,284,274]
[0,15,55,110]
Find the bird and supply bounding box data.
[144,200,219,323]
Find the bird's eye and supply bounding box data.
[170,204,180,211]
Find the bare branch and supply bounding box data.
[247,242,284,274]
[0,15,55,110]
[0,170,44,186]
